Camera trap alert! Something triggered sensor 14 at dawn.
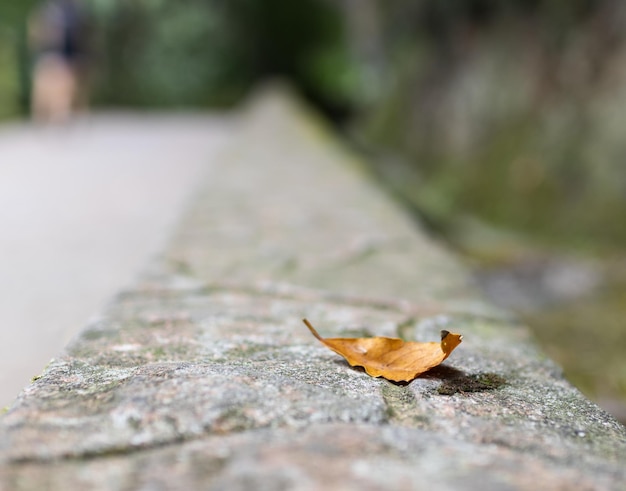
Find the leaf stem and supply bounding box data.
[302,318,324,341]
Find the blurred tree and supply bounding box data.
[0,0,39,116]
[88,0,357,116]
[346,0,626,250]
[1,0,357,117]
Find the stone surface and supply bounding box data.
[1,89,625,490]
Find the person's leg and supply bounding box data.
[31,54,77,123]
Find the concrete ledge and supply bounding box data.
[1,89,625,490]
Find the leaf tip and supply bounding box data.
[303,318,323,341]
[440,330,463,356]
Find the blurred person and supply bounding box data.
[28,0,90,123]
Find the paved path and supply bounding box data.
[0,113,233,408]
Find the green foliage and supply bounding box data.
[90,0,355,111]
[0,0,38,26]
[93,0,247,106]
[0,0,36,119]
[0,29,19,119]
[352,0,626,251]
[0,0,357,116]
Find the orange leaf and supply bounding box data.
[303,319,462,382]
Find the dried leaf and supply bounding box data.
[303,319,462,382]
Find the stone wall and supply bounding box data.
[1,89,624,490]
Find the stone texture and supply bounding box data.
[1,88,625,490]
